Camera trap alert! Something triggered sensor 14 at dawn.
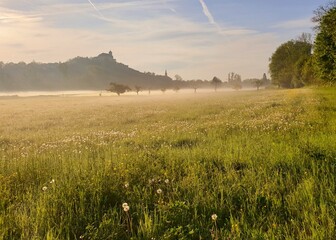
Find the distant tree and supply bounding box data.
[211,76,222,91]
[173,86,180,92]
[255,79,263,90]
[228,72,242,90]
[261,73,269,85]
[228,72,242,83]
[107,82,131,96]
[161,88,167,94]
[232,82,242,90]
[134,85,141,95]
[175,74,183,81]
[313,6,336,83]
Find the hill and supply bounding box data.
[0,51,173,91]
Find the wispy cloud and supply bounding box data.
[199,0,215,25]
[197,0,254,37]
[87,0,104,17]
[163,0,176,13]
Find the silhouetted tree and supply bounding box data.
[134,85,141,95]
[262,73,268,85]
[228,72,242,90]
[107,82,131,96]
[255,79,262,90]
[211,76,222,91]
[173,86,180,92]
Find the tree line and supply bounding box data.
[106,73,271,96]
[269,1,336,88]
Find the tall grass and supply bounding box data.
[0,88,335,239]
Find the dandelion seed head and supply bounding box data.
[211,214,218,221]
[123,205,130,212]
[164,179,169,184]
[122,202,128,208]
[157,188,162,194]
[42,186,47,191]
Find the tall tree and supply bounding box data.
[313,6,336,83]
[269,38,312,88]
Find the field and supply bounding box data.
[0,88,335,239]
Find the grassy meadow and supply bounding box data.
[0,88,335,239]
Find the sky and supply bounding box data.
[0,0,328,80]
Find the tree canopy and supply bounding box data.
[269,38,313,88]
[107,82,131,95]
[313,6,336,83]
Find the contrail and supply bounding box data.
[87,0,104,17]
[163,0,177,13]
[199,0,215,25]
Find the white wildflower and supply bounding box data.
[42,186,47,191]
[211,214,218,221]
[157,188,162,194]
[122,203,128,208]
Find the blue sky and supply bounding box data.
[0,0,327,80]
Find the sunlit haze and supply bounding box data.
[0,0,325,80]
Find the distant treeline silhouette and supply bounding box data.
[0,51,270,92]
[0,51,174,91]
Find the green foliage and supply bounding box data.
[314,7,336,83]
[0,88,336,239]
[269,39,313,88]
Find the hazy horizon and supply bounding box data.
[0,0,326,80]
